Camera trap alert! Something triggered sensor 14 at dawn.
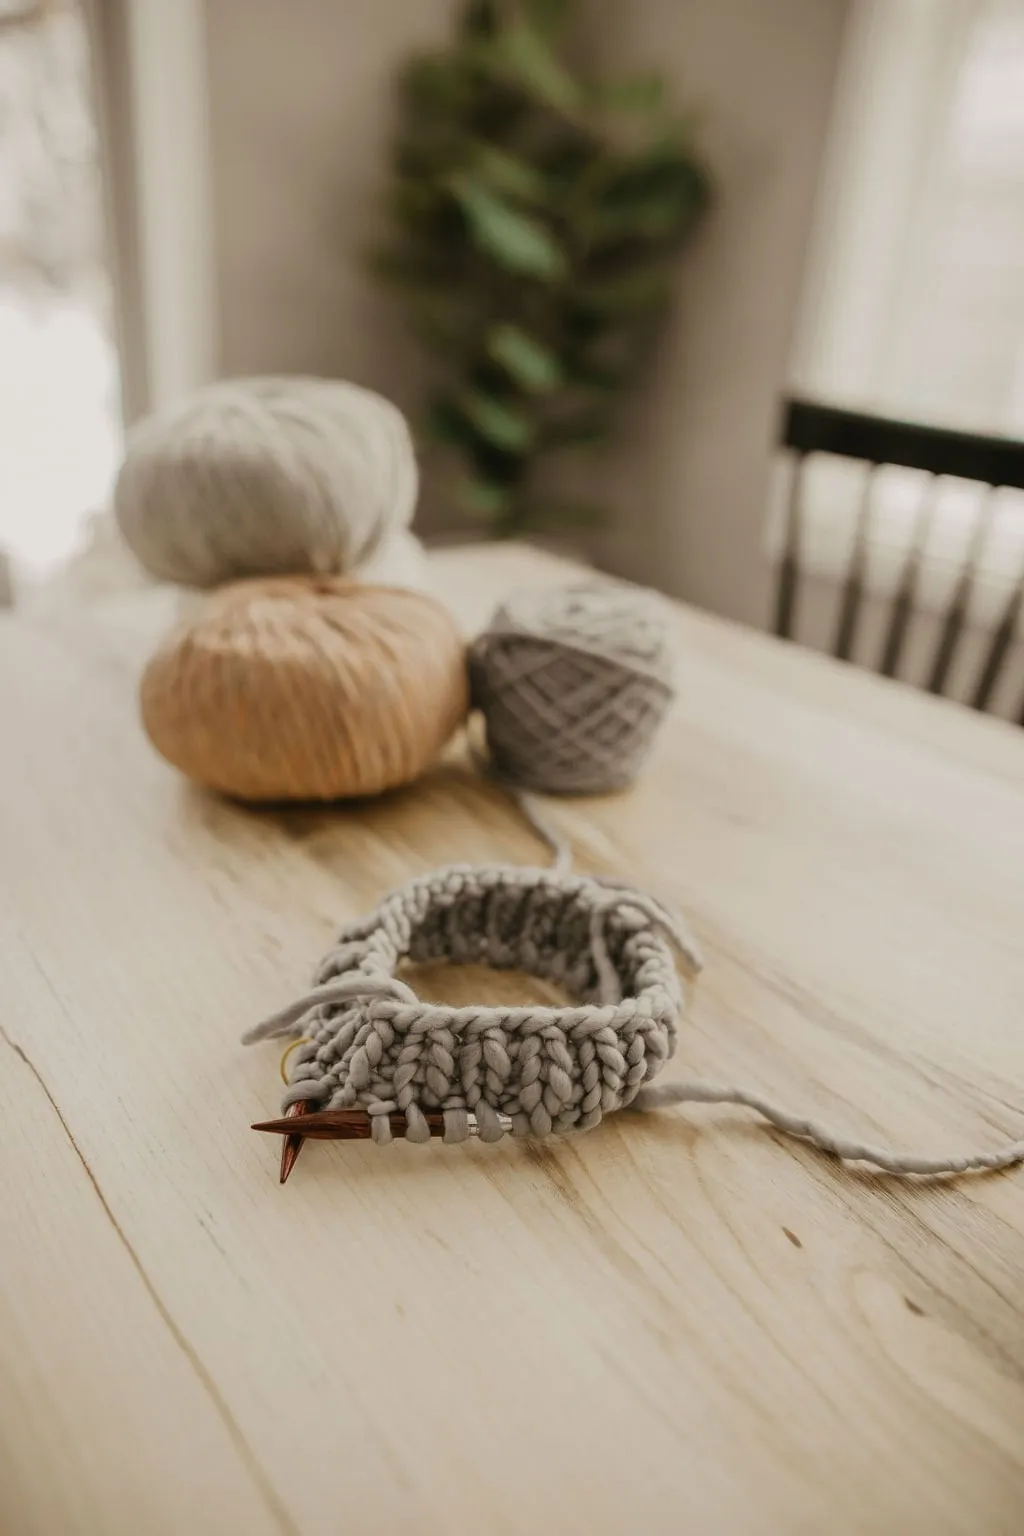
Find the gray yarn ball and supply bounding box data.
[114,376,418,587]
[469,581,676,795]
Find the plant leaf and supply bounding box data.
[543,405,612,447]
[593,72,665,113]
[458,476,515,520]
[470,143,548,205]
[460,391,535,452]
[459,0,501,40]
[449,177,566,278]
[575,265,674,315]
[400,54,476,113]
[487,324,563,393]
[423,399,470,447]
[568,361,626,393]
[495,18,581,112]
[521,0,572,40]
[591,154,711,245]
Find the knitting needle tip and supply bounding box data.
[278,1100,309,1184]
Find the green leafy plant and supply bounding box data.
[374,0,711,535]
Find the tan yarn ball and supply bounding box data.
[140,578,468,801]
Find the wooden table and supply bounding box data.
[3,544,1024,1536]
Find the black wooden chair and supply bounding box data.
[775,397,1024,722]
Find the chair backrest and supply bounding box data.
[775,397,1024,721]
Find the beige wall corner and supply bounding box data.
[589,0,850,627]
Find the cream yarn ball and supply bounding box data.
[115,376,418,587]
[140,577,468,802]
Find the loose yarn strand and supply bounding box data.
[482,766,705,986]
[505,783,575,876]
[243,974,418,1045]
[633,1081,1024,1177]
[471,742,573,874]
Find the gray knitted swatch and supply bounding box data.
[245,861,699,1145]
[243,845,1024,1177]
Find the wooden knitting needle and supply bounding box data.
[253,1107,451,1177]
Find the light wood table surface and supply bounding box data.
[2,543,1024,1536]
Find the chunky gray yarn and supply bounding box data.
[115,376,417,587]
[244,861,701,1144]
[245,839,1024,1175]
[469,582,676,794]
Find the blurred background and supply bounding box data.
[2,0,1023,715]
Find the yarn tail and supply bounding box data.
[633,1080,1024,1177]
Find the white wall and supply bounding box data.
[204,0,457,413]
[202,0,849,624]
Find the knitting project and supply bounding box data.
[245,826,1024,1175]
[244,861,702,1145]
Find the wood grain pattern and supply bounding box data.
[2,543,1024,1536]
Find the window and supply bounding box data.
[780,0,1024,659]
[0,0,122,580]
